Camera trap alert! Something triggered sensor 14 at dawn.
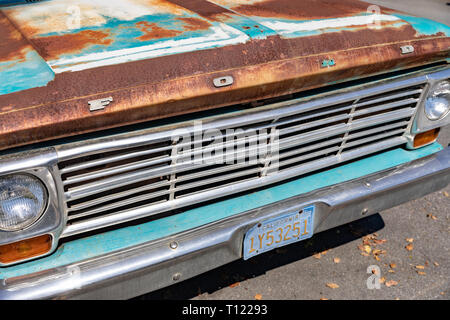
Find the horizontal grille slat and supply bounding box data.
[174,166,261,193]
[277,137,344,160]
[68,189,169,221]
[354,88,422,108]
[59,142,172,175]
[63,154,172,186]
[67,180,172,212]
[57,79,427,237]
[278,113,352,136]
[344,129,407,150]
[344,121,410,142]
[176,162,254,183]
[65,176,171,202]
[352,98,418,117]
[277,145,342,167]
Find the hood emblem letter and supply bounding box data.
[88,97,113,112]
[213,76,234,88]
[321,59,336,68]
[400,45,414,54]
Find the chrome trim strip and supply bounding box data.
[2,147,449,300]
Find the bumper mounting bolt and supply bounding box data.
[362,208,369,215]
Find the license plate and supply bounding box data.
[243,205,315,260]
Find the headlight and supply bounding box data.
[0,174,47,231]
[424,81,450,120]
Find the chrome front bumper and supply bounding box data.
[1,147,449,300]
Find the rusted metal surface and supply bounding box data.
[0,0,449,151]
[209,0,373,20]
[0,11,54,95]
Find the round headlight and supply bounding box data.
[424,81,450,120]
[0,174,47,231]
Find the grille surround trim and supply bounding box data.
[53,69,450,238]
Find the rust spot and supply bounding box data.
[229,0,378,20]
[136,21,182,41]
[16,24,41,38]
[177,17,212,31]
[32,30,113,61]
[168,0,231,20]
[0,13,30,62]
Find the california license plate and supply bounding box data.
[243,205,315,260]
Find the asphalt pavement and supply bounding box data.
[137,0,450,301]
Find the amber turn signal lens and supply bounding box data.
[413,128,440,148]
[0,235,52,264]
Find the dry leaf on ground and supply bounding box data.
[415,265,425,270]
[229,282,240,288]
[385,280,398,287]
[254,294,262,300]
[333,258,341,264]
[417,271,426,275]
[390,263,397,269]
[326,283,339,289]
[314,250,330,259]
[405,243,414,251]
[426,213,437,220]
[406,238,414,243]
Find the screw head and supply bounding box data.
[169,241,178,250]
[172,273,181,281]
[362,208,369,215]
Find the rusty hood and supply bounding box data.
[0,0,449,151]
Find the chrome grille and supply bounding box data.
[57,79,426,237]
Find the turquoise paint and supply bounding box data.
[0,50,55,95]
[393,14,450,36]
[0,142,443,279]
[33,12,271,72]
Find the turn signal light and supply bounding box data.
[0,234,52,265]
[413,128,440,148]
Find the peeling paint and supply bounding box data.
[49,23,249,73]
[258,14,403,37]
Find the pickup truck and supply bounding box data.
[0,0,449,300]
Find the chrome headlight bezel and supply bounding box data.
[411,73,450,135]
[424,81,450,121]
[0,148,66,266]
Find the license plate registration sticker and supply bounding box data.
[243,205,315,260]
